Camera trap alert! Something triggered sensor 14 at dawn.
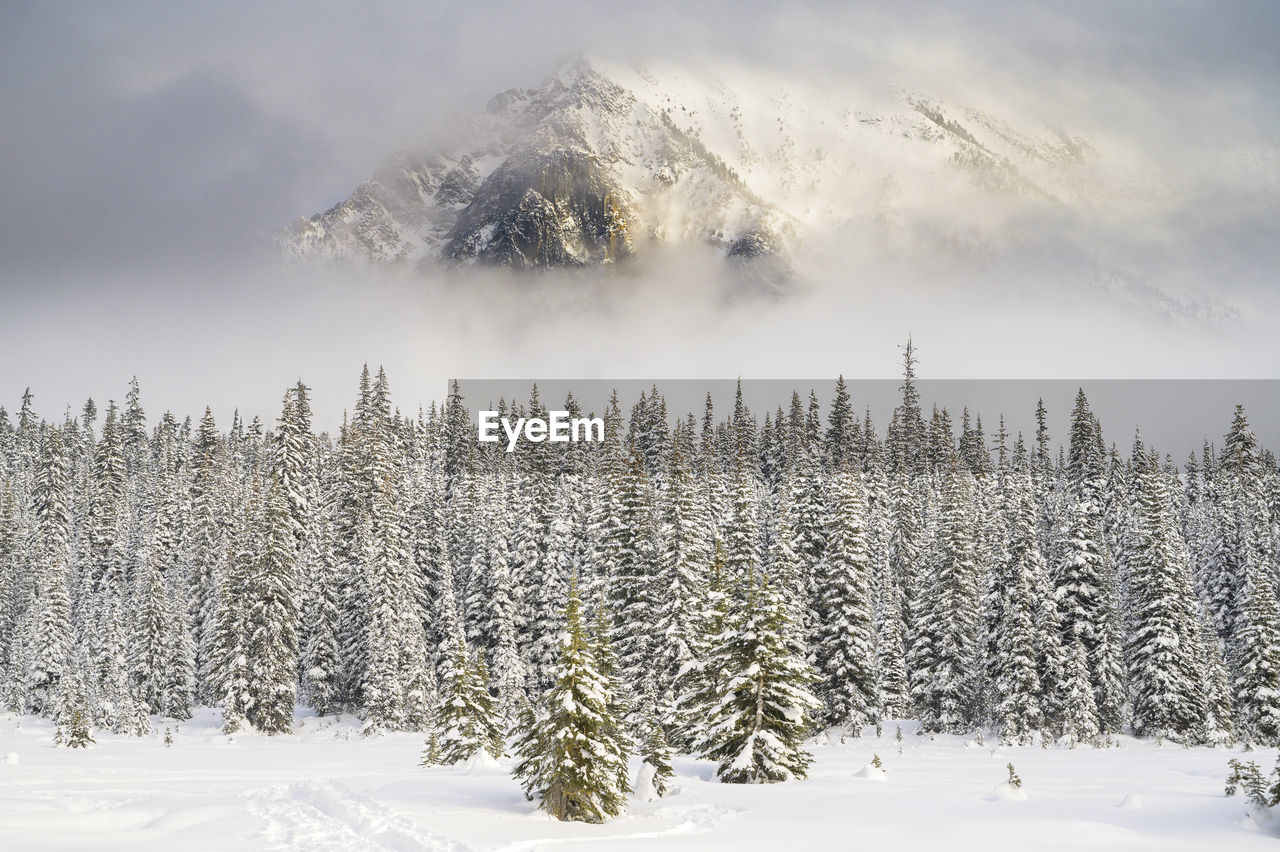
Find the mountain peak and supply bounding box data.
[284,58,1099,280]
[547,53,616,85]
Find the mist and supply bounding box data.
[4,247,1273,438]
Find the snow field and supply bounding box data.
[0,710,1273,851]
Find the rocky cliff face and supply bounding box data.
[285,57,1101,276]
[444,148,635,267]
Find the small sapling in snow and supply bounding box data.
[1007,763,1022,789]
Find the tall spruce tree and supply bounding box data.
[1124,455,1208,742]
[653,440,708,702]
[875,561,910,720]
[187,408,225,704]
[1233,555,1280,746]
[669,544,730,750]
[990,480,1045,744]
[910,462,981,734]
[1058,640,1100,748]
[826,376,855,472]
[527,483,576,692]
[244,475,299,735]
[604,448,659,700]
[428,635,504,764]
[214,476,259,734]
[301,510,342,716]
[21,430,74,716]
[698,570,819,783]
[810,466,877,732]
[513,580,630,823]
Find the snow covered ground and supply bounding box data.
[0,709,1272,851]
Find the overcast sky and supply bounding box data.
[1,1,1277,440]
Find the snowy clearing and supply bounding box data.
[0,710,1272,851]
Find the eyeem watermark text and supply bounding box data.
[478,410,605,452]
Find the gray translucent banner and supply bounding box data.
[452,379,1280,456]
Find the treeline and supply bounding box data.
[1,343,1278,809]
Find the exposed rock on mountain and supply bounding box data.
[444,148,635,267]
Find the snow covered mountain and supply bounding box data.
[284,56,1102,274]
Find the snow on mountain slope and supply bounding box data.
[284,56,1106,274]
